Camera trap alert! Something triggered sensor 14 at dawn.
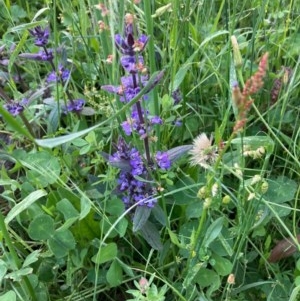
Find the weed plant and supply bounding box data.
[0,1,299,301]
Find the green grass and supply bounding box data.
[0,0,299,300]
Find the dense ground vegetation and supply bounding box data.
[0,0,299,300]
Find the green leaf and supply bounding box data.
[5,190,47,224]
[91,243,118,264]
[28,215,55,240]
[0,105,33,140]
[48,230,76,258]
[19,151,61,187]
[0,291,16,301]
[0,261,7,283]
[264,176,297,204]
[5,268,33,282]
[133,206,152,232]
[211,253,233,276]
[167,229,184,248]
[106,260,123,287]
[194,268,220,289]
[57,199,79,220]
[140,221,163,250]
[80,197,92,220]
[8,20,47,33]
[203,217,224,248]
[22,250,40,268]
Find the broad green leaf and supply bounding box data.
[133,206,152,232]
[0,291,16,301]
[140,221,163,250]
[57,199,79,220]
[5,190,47,224]
[105,197,125,216]
[106,260,123,287]
[264,176,297,204]
[211,253,233,276]
[91,243,118,264]
[186,201,203,219]
[194,268,220,289]
[48,230,76,258]
[203,217,224,248]
[28,215,55,240]
[19,151,61,187]
[116,218,128,238]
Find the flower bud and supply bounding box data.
[260,181,269,194]
[222,195,231,204]
[231,35,243,68]
[204,197,212,209]
[197,186,207,199]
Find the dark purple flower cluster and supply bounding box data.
[103,15,171,208]
[24,26,84,114]
[3,98,28,117]
[29,26,50,47]
[101,14,164,138]
[27,27,71,82]
[110,138,170,208]
[63,99,85,114]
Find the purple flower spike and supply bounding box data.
[4,102,24,116]
[63,99,85,114]
[151,116,163,125]
[29,26,50,47]
[47,64,70,83]
[19,50,53,62]
[121,55,144,73]
[155,151,171,170]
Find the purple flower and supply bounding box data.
[173,120,182,127]
[115,32,148,56]
[4,102,24,116]
[171,89,182,104]
[151,116,163,125]
[19,50,53,62]
[29,26,50,47]
[120,55,144,73]
[63,99,85,113]
[122,120,134,135]
[155,151,171,170]
[47,64,70,83]
[130,148,145,176]
[109,138,157,208]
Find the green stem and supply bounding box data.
[19,113,35,138]
[0,211,37,301]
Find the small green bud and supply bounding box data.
[261,181,269,194]
[197,186,207,199]
[222,195,231,204]
[204,197,212,209]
